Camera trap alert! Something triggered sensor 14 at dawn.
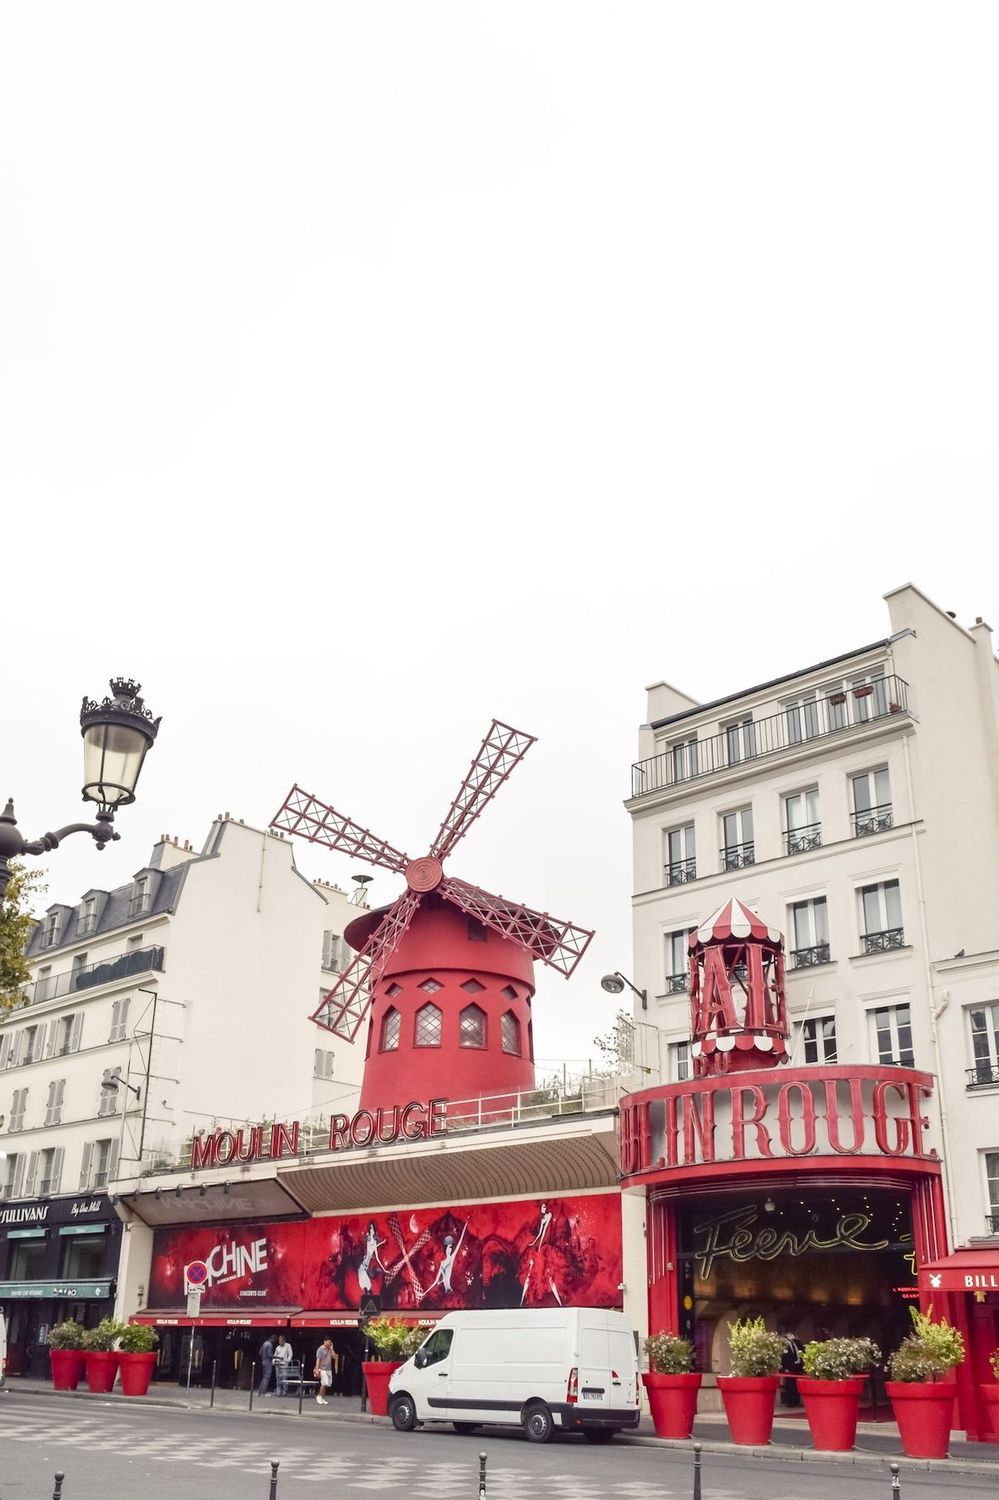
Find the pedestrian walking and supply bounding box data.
[273,1335,292,1396]
[779,1325,804,1407]
[257,1335,275,1396]
[314,1337,334,1404]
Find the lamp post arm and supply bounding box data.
[0,799,119,898]
[28,817,121,853]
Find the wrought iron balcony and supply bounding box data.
[665,858,696,887]
[853,803,894,837]
[791,943,831,969]
[861,927,905,955]
[631,674,911,798]
[665,972,688,994]
[721,841,755,871]
[26,945,164,1004]
[967,1064,999,1088]
[785,823,822,855]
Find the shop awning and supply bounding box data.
[133,1308,298,1328]
[291,1310,442,1328]
[919,1248,999,1293]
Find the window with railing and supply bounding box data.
[871,1003,914,1068]
[968,1003,999,1087]
[789,897,830,967]
[859,880,904,953]
[852,767,893,837]
[129,876,151,918]
[321,930,341,972]
[720,807,754,871]
[670,736,700,783]
[0,1152,22,1200]
[986,1152,999,1236]
[669,1040,691,1082]
[798,1015,837,1064]
[77,899,98,937]
[664,930,689,993]
[784,787,821,855]
[723,715,757,766]
[23,1025,44,1064]
[665,824,696,886]
[40,912,61,948]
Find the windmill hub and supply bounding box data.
[405,855,444,893]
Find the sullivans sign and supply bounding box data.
[191,1099,448,1171]
[619,1065,937,1178]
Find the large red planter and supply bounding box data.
[717,1375,780,1446]
[362,1360,403,1417]
[84,1351,121,1394]
[799,1376,865,1451]
[886,1381,956,1459]
[50,1349,86,1391]
[118,1352,157,1397]
[642,1372,702,1439]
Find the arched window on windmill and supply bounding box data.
[459,1004,487,1049]
[415,1002,443,1048]
[380,1008,401,1053]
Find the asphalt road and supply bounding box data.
[1,1395,996,1500]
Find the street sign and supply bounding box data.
[184,1259,209,1289]
[186,1289,202,1318]
[359,1295,380,1325]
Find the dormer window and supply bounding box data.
[77,897,98,937]
[41,912,60,949]
[129,876,151,918]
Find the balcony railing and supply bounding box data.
[988,1214,999,1235]
[721,841,755,871]
[967,1064,999,1089]
[791,943,831,969]
[631,674,911,797]
[785,823,822,855]
[26,946,164,1004]
[862,928,905,955]
[665,858,696,887]
[853,803,894,837]
[665,972,688,994]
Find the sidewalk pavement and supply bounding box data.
[4,1376,998,1476]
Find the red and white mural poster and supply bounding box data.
[148,1194,622,1313]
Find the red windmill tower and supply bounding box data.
[271,720,594,1115]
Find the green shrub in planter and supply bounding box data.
[727,1317,787,1377]
[989,1348,999,1381]
[82,1317,127,1352]
[48,1320,86,1351]
[365,1317,425,1362]
[644,1332,695,1375]
[118,1323,159,1354]
[887,1307,965,1383]
[801,1337,881,1381]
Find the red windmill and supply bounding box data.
[271,720,594,1115]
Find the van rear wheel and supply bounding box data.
[523,1401,555,1443]
[452,1422,481,1434]
[389,1393,418,1432]
[583,1428,615,1443]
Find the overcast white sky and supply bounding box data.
[2,3,998,1077]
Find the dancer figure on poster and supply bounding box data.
[358,1221,387,1293]
[423,1221,468,1299]
[520,1202,565,1305]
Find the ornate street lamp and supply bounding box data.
[0,677,160,899]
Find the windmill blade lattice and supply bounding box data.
[430,720,537,861]
[439,875,593,978]
[311,888,423,1040]
[271,785,410,874]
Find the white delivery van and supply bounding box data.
[387,1307,640,1443]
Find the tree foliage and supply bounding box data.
[0,863,45,1011]
[592,1008,635,1072]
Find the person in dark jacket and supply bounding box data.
[257,1336,275,1395]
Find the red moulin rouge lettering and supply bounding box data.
[190,1103,447,1169]
[777,1081,816,1155]
[731,1085,774,1159]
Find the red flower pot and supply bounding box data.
[982,1384,999,1439]
[717,1376,780,1446]
[50,1349,86,1391]
[886,1381,956,1459]
[84,1350,121,1394]
[800,1376,865,1451]
[118,1352,157,1397]
[362,1360,402,1417]
[642,1372,702,1438]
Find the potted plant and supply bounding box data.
[642,1332,700,1438]
[717,1317,786,1446]
[117,1322,159,1397]
[362,1317,425,1417]
[885,1306,965,1459]
[799,1337,881,1451]
[47,1320,87,1391]
[82,1317,126,1394]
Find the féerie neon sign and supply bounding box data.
[693,1204,893,1280]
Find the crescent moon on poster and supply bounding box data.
[409,1214,420,1233]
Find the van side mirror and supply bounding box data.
[414,1349,428,1369]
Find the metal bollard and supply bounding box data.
[478,1451,487,1498]
[890,1462,900,1500]
[268,1459,280,1500]
[53,1474,65,1500]
[249,1362,257,1410]
[210,1359,218,1409]
[298,1372,304,1416]
[693,1442,702,1500]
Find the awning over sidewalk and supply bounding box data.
[290,1310,442,1328]
[919,1247,999,1293]
[132,1308,298,1328]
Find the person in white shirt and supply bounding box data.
[273,1334,293,1396]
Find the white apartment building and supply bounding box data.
[626,583,999,1252]
[0,815,364,1376]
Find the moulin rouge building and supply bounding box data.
[109,712,995,1442]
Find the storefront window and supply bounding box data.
[60,1231,108,1279]
[9,1237,47,1280]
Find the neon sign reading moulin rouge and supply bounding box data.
[191,1099,448,1171]
[693,1205,901,1280]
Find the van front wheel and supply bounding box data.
[389,1393,418,1432]
[523,1401,555,1443]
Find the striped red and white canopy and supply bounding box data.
[690,897,783,949]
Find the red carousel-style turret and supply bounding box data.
[688,897,789,1075]
[271,721,594,1114]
